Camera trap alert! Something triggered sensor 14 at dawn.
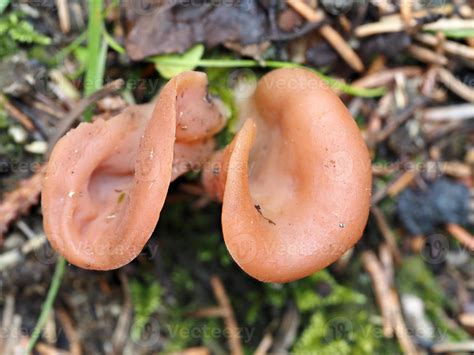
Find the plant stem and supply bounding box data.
[25,257,67,354]
[84,0,105,121]
[151,58,385,97]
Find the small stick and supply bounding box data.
[437,67,474,103]
[190,306,227,318]
[353,67,422,88]
[56,308,82,355]
[415,33,474,61]
[210,276,243,355]
[400,0,413,26]
[47,79,124,154]
[362,251,394,337]
[376,99,425,143]
[389,289,417,355]
[408,44,448,66]
[386,170,417,198]
[255,333,273,355]
[355,18,405,37]
[0,95,35,131]
[432,341,474,354]
[371,206,402,265]
[423,104,474,122]
[112,272,134,354]
[445,223,474,252]
[286,0,365,72]
[362,251,418,355]
[423,18,474,32]
[56,0,71,33]
[319,24,365,72]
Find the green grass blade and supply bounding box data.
[150,57,385,98]
[25,257,67,354]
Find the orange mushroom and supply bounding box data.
[203,68,372,282]
[42,72,225,270]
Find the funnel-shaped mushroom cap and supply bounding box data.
[42,72,225,270]
[207,68,372,282]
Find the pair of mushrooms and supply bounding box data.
[42,68,371,283]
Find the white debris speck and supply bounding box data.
[68,191,76,197]
[106,214,116,219]
[8,126,27,143]
[25,141,48,154]
[149,149,154,159]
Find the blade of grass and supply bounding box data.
[84,0,106,121]
[0,0,11,14]
[25,257,67,354]
[150,57,385,97]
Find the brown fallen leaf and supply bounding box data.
[125,1,270,60]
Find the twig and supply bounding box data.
[319,24,365,72]
[112,272,133,354]
[422,104,474,122]
[47,79,124,154]
[445,223,474,252]
[389,289,417,355]
[362,251,394,337]
[353,67,422,88]
[371,206,402,265]
[0,167,44,238]
[355,17,405,37]
[190,306,227,318]
[210,276,243,355]
[437,68,474,103]
[255,333,273,355]
[0,94,35,131]
[400,0,413,25]
[376,99,425,143]
[0,294,15,354]
[56,0,71,33]
[415,33,474,60]
[432,341,474,354]
[362,251,418,354]
[286,0,365,72]
[56,308,82,355]
[26,257,67,354]
[408,44,448,66]
[423,18,474,32]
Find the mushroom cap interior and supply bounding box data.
[42,71,224,270]
[220,68,372,282]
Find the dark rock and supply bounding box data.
[397,178,470,235]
